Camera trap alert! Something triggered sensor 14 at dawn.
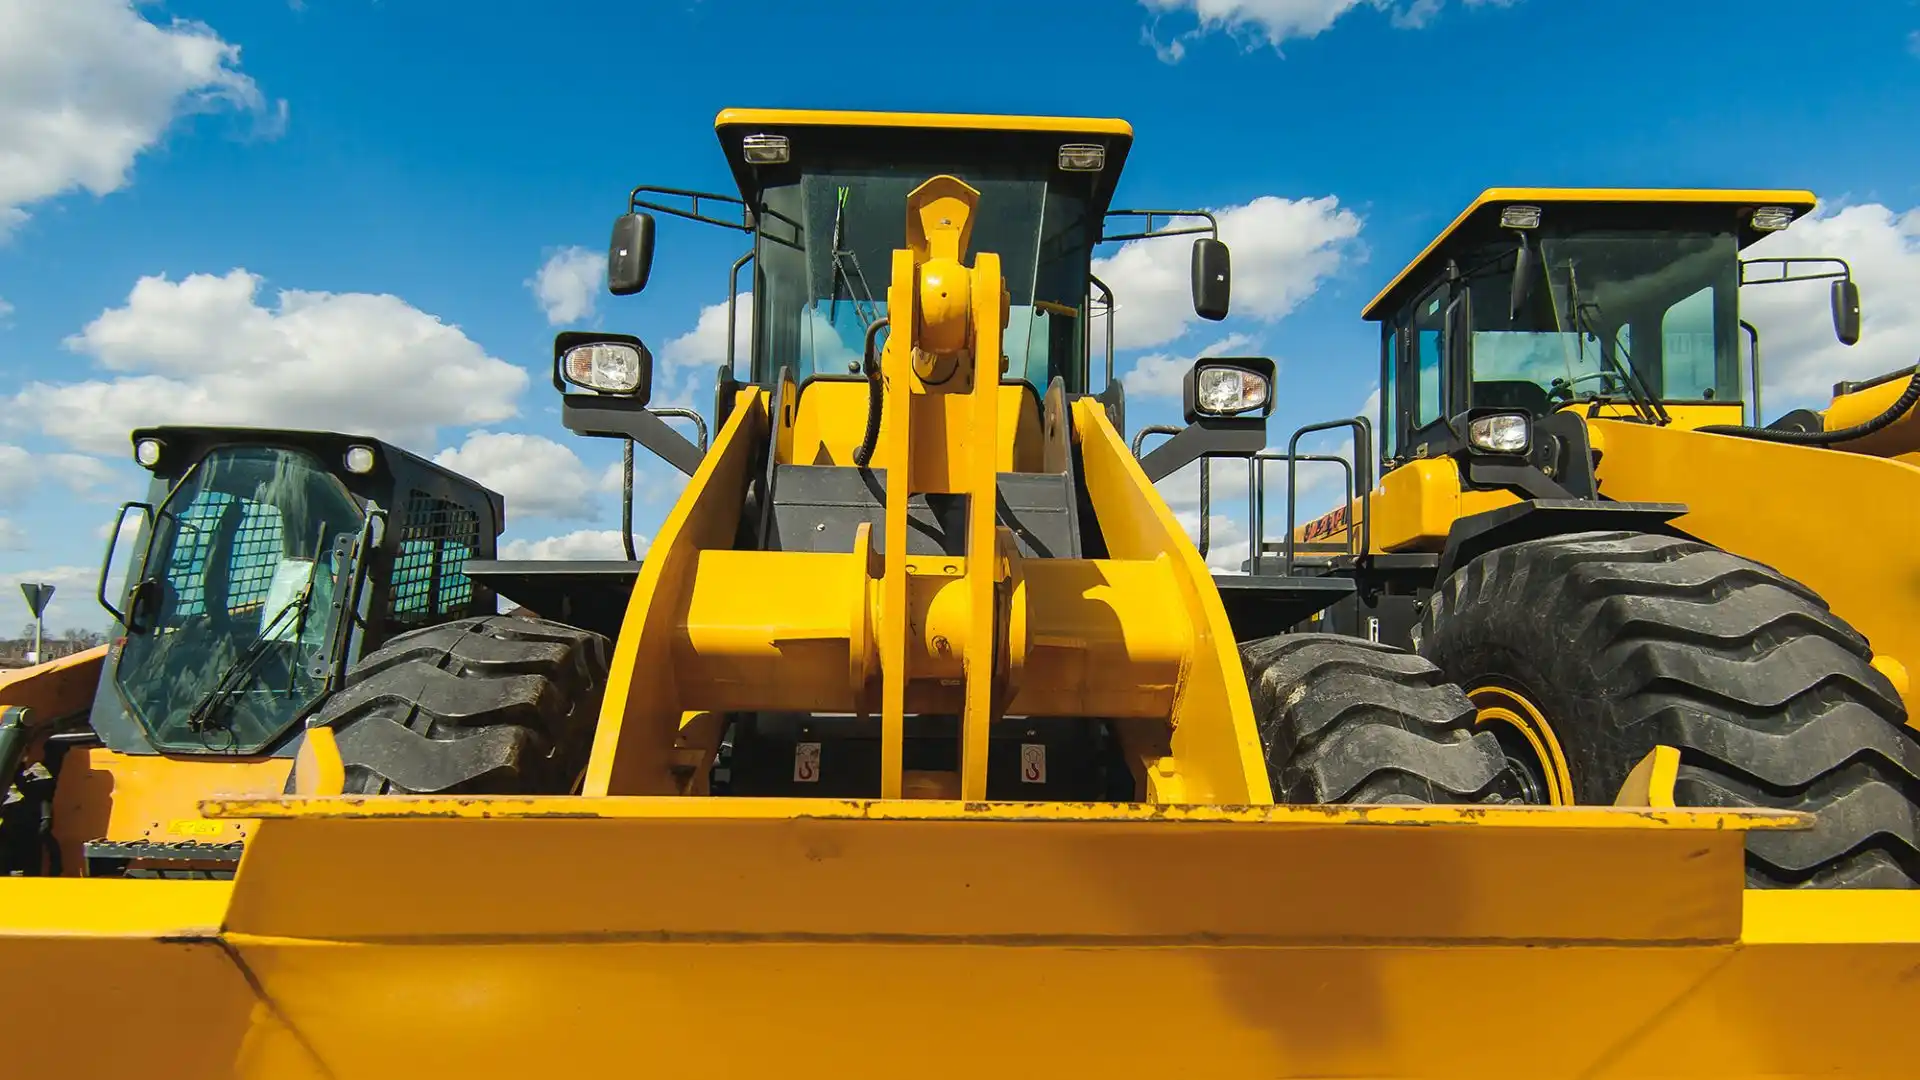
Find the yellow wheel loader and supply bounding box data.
[2,121,1918,1080]
[1265,188,1920,888]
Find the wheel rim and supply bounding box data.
[1468,684,1575,805]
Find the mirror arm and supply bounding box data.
[627,185,753,232]
[1102,208,1220,243]
[562,396,704,477]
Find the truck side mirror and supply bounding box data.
[608,213,656,296]
[1832,279,1861,346]
[1191,237,1231,322]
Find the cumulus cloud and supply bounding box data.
[0,564,104,631]
[528,246,604,325]
[498,528,635,560]
[433,431,601,522]
[1093,195,1362,351]
[1741,202,1920,408]
[0,443,29,501]
[0,0,278,236]
[662,292,753,370]
[1141,0,1516,59]
[11,269,526,455]
[1123,332,1259,398]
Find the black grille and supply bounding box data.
[384,490,481,631]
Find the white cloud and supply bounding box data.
[528,246,604,326]
[94,513,142,543]
[11,269,526,455]
[0,296,12,321]
[498,528,636,560]
[1741,203,1920,408]
[1141,0,1514,58]
[0,564,105,632]
[1123,332,1258,398]
[0,519,24,551]
[662,293,753,371]
[0,0,276,236]
[1094,195,1362,351]
[433,431,601,522]
[0,443,29,501]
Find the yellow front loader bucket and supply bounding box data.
[7,798,1918,1079]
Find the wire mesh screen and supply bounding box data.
[384,490,482,631]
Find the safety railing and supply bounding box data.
[1247,417,1374,576]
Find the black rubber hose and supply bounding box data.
[853,317,890,468]
[1698,362,1920,446]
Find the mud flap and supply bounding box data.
[7,799,1920,1079]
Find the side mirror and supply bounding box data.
[608,212,656,296]
[554,331,653,407]
[1191,237,1231,322]
[1831,279,1861,346]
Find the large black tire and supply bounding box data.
[1414,531,1920,888]
[1241,633,1520,804]
[312,615,611,795]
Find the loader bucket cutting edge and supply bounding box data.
[12,799,1919,1080]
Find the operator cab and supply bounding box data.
[1364,189,1858,469]
[93,427,503,758]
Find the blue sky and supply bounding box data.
[3,0,1919,633]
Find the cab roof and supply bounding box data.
[712,108,1137,215]
[1361,187,1820,322]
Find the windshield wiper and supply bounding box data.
[1568,299,1670,426]
[184,583,313,735]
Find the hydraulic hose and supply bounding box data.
[1697,362,1920,446]
[853,317,890,468]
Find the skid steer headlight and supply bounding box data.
[1467,413,1532,455]
[343,445,377,475]
[133,437,163,469]
[560,342,646,394]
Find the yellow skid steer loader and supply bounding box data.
[2,118,1918,1080]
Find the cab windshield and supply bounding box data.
[113,446,363,754]
[1462,231,1741,414]
[755,161,1093,390]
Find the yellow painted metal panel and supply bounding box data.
[0,642,105,716]
[1825,374,1920,458]
[583,390,764,796]
[1591,419,1920,719]
[207,800,1785,943]
[50,747,290,872]
[1361,457,1517,553]
[786,379,1043,474]
[1070,397,1272,802]
[715,107,1133,138]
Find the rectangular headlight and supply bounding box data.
[1058,144,1106,172]
[1194,363,1271,416]
[741,134,790,165]
[1467,413,1531,455]
[1751,205,1796,232]
[561,342,644,394]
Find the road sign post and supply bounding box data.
[20,583,53,665]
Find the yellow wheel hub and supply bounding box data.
[1468,684,1575,805]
